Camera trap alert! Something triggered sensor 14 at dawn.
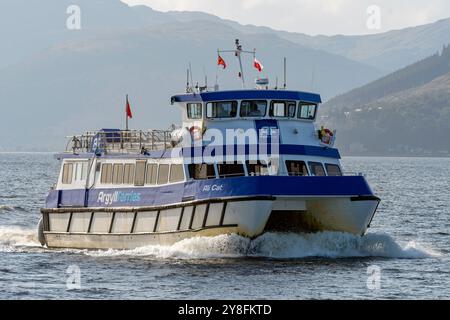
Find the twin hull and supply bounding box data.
[41,176,379,249]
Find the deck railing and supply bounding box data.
[65,129,175,154]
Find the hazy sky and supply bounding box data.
[121,0,450,35]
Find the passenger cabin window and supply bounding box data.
[187,103,202,119]
[112,164,123,184]
[240,100,267,117]
[134,160,147,186]
[62,163,74,184]
[325,164,342,176]
[206,101,237,118]
[246,161,269,176]
[146,163,158,185]
[188,164,216,180]
[100,163,113,184]
[73,162,88,182]
[217,162,245,178]
[170,164,185,183]
[298,103,317,120]
[123,164,135,184]
[308,162,326,176]
[269,101,296,118]
[286,161,309,176]
[157,164,170,185]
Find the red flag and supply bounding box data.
[254,58,264,72]
[126,96,133,118]
[217,55,227,69]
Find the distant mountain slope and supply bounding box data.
[273,18,450,72]
[321,46,450,156]
[1,0,450,151]
[0,20,382,151]
[2,0,450,74]
[193,14,450,72]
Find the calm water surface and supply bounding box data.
[0,153,448,299]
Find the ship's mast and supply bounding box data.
[218,39,255,89]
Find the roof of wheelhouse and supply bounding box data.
[171,90,322,104]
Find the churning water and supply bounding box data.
[0,153,448,299]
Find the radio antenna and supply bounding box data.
[186,68,190,93]
[189,62,194,92]
[283,57,287,89]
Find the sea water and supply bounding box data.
[0,153,448,299]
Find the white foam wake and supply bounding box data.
[86,232,442,260]
[0,226,441,259]
[0,226,40,251]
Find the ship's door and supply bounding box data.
[255,119,280,146]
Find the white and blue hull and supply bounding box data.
[41,176,379,249]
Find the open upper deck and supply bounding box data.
[65,129,174,154]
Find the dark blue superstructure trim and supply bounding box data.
[56,144,340,160]
[171,90,322,104]
[45,175,373,209]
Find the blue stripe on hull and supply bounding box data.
[45,176,374,209]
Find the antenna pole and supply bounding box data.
[186,68,190,93]
[189,62,194,92]
[283,57,287,89]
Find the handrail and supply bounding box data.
[65,129,175,154]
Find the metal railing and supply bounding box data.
[65,129,175,154]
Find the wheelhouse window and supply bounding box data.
[62,163,74,184]
[298,103,317,120]
[246,161,269,176]
[286,161,309,176]
[308,162,326,176]
[134,160,147,186]
[240,100,267,117]
[206,101,237,118]
[169,164,185,183]
[187,103,202,119]
[188,164,216,180]
[269,101,296,118]
[112,164,123,184]
[146,163,158,185]
[157,164,170,185]
[100,163,113,184]
[217,162,245,178]
[123,164,135,184]
[325,164,342,176]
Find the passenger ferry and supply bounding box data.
[38,41,380,249]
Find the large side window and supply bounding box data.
[100,163,113,184]
[146,163,158,185]
[134,160,147,186]
[62,163,74,184]
[325,164,342,176]
[206,101,237,118]
[269,101,296,118]
[308,162,326,176]
[123,164,135,184]
[112,163,124,184]
[170,164,185,183]
[240,100,267,117]
[217,162,245,178]
[246,161,269,176]
[187,103,202,119]
[188,164,216,180]
[286,161,309,176]
[157,164,170,185]
[298,103,317,120]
